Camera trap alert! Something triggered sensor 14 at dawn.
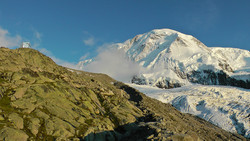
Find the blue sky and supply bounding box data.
[0,0,249,66]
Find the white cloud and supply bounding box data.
[30,28,42,48]
[79,53,89,61]
[0,27,22,48]
[83,37,95,46]
[34,30,42,41]
[83,45,141,82]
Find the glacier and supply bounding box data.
[129,83,250,138]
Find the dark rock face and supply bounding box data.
[131,75,147,85]
[155,80,182,89]
[131,76,183,89]
[132,69,249,89]
[219,62,234,73]
[188,70,250,89]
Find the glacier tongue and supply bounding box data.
[129,83,250,138]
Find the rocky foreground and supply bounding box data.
[0,47,247,140]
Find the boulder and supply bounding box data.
[0,127,28,141]
[8,113,23,129]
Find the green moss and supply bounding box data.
[85,119,94,125]
[0,96,14,113]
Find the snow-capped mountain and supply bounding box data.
[77,29,250,138]
[129,83,250,138]
[78,28,250,89]
[111,29,250,88]
[78,29,250,138]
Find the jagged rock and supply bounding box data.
[10,87,27,101]
[28,118,40,135]
[45,116,75,138]
[100,90,114,96]
[34,109,50,120]
[0,115,4,120]
[0,127,28,141]
[171,134,196,141]
[11,98,36,114]
[147,134,154,139]
[8,113,23,129]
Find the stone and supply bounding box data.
[11,98,36,114]
[11,87,27,100]
[0,115,4,121]
[45,117,75,138]
[28,118,40,135]
[77,116,85,124]
[100,90,114,96]
[171,134,194,141]
[73,138,80,141]
[0,127,28,141]
[8,113,23,129]
[156,128,161,133]
[35,109,50,120]
[147,134,154,139]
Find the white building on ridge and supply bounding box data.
[20,42,31,48]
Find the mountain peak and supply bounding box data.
[150,28,180,34]
[79,28,250,89]
[117,28,209,67]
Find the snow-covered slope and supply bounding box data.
[112,29,250,88]
[79,28,250,89]
[129,83,250,138]
[211,47,250,81]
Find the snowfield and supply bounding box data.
[129,83,250,138]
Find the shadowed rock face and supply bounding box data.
[132,70,250,89]
[0,48,247,140]
[188,70,250,89]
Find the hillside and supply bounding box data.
[0,47,246,140]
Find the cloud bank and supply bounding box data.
[83,37,95,46]
[83,46,141,82]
